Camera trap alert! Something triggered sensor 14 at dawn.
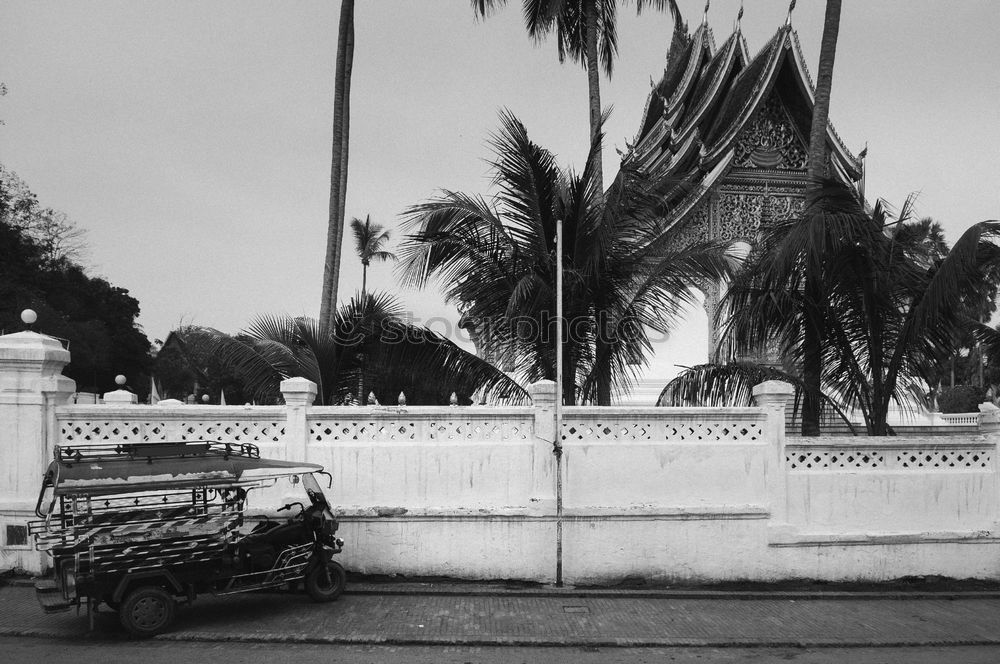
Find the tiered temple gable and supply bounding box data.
[623,16,864,354]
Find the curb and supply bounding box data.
[343,584,1000,601]
[10,577,1000,600]
[4,626,1000,649]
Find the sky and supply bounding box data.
[2,0,999,386]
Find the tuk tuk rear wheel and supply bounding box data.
[304,561,346,602]
[119,586,176,637]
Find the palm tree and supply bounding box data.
[662,180,1000,436]
[176,291,527,406]
[350,215,396,296]
[471,0,682,194]
[799,0,842,435]
[320,0,356,331]
[399,111,731,405]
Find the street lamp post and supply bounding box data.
[554,216,564,587]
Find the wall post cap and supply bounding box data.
[0,330,71,365]
[280,377,318,406]
[528,380,557,405]
[752,380,795,398]
[279,376,318,393]
[102,389,137,404]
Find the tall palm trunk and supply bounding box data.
[563,345,577,406]
[594,304,613,405]
[583,1,612,404]
[358,259,368,401]
[320,0,355,331]
[582,0,603,194]
[801,0,841,436]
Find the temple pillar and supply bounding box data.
[702,280,722,361]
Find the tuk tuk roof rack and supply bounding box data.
[54,441,261,466]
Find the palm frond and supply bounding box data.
[176,325,287,405]
[658,362,857,433]
[471,0,508,19]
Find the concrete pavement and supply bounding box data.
[2,581,1000,648]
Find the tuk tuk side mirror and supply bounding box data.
[35,484,55,518]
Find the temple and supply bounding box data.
[622,10,864,356]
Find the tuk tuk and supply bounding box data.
[29,440,346,637]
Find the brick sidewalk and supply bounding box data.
[2,584,1000,647]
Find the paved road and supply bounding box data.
[4,636,1000,664]
[4,583,1000,648]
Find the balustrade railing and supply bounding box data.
[306,407,534,444]
[56,405,287,447]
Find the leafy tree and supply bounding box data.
[0,164,151,396]
[399,112,730,405]
[472,0,682,193]
[175,291,526,406]
[662,181,1000,436]
[350,215,396,296]
[0,166,87,263]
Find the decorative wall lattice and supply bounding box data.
[308,417,531,443]
[787,450,885,470]
[787,447,993,471]
[61,421,152,443]
[561,419,764,443]
[897,450,991,469]
[59,419,285,445]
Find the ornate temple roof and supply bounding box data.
[628,18,862,201]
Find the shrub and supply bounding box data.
[937,385,987,413]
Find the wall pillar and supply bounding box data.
[527,380,556,513]
[0,331,75,572]
[979,402,1000,434]
[978,404,1000,505]
[752,380,794,524]
[281,377,317,463]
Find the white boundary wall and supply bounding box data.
[4,331,1000,582]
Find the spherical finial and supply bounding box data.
[115,374,126,386]
[201,394,210,403]
[449,392,458,406]
[368,391,379,406]
[21,309,38,325]
[398,391,406,406]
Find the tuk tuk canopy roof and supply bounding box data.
[42,441,324,497]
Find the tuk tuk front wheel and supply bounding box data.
[304,561,346,602]
[119,586,176,637]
